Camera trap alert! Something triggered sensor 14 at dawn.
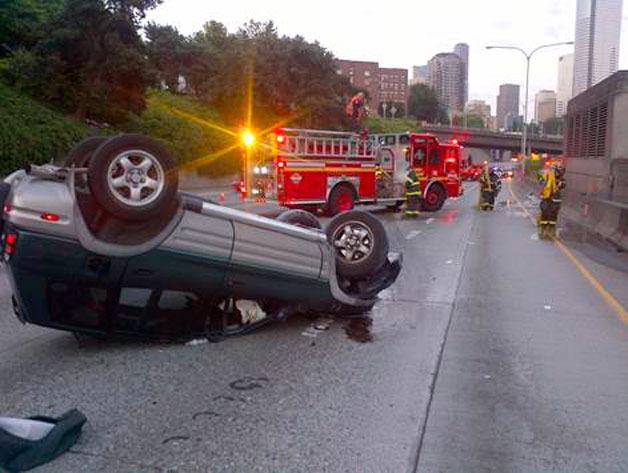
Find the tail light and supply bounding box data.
[276,134,286,144]
[4,232,17,259]
[40,212,60,222]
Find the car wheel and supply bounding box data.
[327,185,355,216]
[64,136,109,168]
[326,210,388,279]
[422,185,446,212]
[276,209,322,230]
[87,134,178,221]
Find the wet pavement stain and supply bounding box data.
[229,376,269,391]
[192,410,219,420]
[345,317,373,343]
[162,435,190,445]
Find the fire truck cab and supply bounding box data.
[252,128,462,215]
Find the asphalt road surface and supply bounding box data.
[1,182,627,473]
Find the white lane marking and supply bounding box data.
[544,305,552,311]
[445,260,453,265]
[425,218,435,225]
[530,233,539,241]
[405,230,423,240]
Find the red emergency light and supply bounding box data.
[276,134,286,144]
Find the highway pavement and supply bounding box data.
[1,182,627,472]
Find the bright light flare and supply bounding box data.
[242,130,255,147]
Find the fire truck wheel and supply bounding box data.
[88,134,178,221]
[327,210,388,279]
[276,209,322,230]
[327,185,356,216]
[64,136,109,168]
[422,185,446,212]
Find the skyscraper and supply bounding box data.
[428,53,464,111]
[496,84,520,130]
[556,53,574,116]
[453,43,469,105]
[410,65,428,85]
[573,0,623,95]
[535,90,557,123]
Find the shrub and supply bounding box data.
[0,82,94,174]
[128,90,239,176]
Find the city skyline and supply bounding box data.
[573,0,624,95]
[146,0,628,115]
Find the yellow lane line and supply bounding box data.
[508,183,628,324]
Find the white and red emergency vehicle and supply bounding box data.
[250,128,463,215]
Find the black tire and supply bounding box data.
[327,185,356,216]
[276,209,322,230]
[64,136,109,168]
[422,184,446,212]
[326,210,389,279]
[87,134,178,222]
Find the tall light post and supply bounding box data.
[486,42,573,159]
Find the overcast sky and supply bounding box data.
[145,0,628,115]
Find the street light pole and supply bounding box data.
[486,41,573,159]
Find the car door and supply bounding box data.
[227,218,326,303]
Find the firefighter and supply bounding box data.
[346,92,366,131]
[538,164,565,239]
[405,166,422,217]
[478,164,495,210]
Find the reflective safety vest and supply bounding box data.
[542,169,564,202]
[405,169,421,196]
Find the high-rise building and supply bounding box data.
[427,53,464,111]
[535,90,557,123]
[573,0,623,95]
[556,54,574,116]
[411,65,428,85]
[453,43,469,105]
[496,84,520,130]
[379,68,409,115]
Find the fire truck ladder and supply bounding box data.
[280,128,376,159]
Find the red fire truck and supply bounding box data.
[250,128,463,215]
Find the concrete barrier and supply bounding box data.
[560,192,628,251]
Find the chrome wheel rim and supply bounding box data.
[332,221,374,263]
[106,150,165,207]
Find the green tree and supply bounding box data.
[452,111,485,128]
[407,83,441,123]
[0,0,64,55]
[3,0,161,124]
[541,116,563,135]
[184,20,353,130]
[145,23,189,92]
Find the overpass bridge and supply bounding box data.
[422,125,563,154]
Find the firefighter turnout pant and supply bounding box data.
[405,191,422,217]
[538,198,560,238]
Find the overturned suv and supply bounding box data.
[1,135,401,340]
